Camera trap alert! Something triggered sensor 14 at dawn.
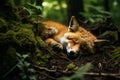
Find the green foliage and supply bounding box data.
[64,63,78,72]
[110,0,120,25]
[20,2,42,20]
[98,31,118,43]
[1,0,120,80]
[32,47,51,66]
[0,0,52,79]
[58,63,92,80]
[80,5,111,26]
[0,47,25,80]
[2,47,18,77]
[109,47,120,66]
[42,0,67,23]
[31,36,52,66]
[16,53,37,80]
[6,0,120,25]
[83,0,120,26]
[7,0,43,24]
[26,1,42,15]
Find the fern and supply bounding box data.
[16,53,37,80]
[109,47,120,66]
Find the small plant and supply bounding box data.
[109,47,120,67]
[58,63,92,80]
[16,53,37,80]
[64,63,78,72]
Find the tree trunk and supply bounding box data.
[67,0,84,21]
[104,0,110,11]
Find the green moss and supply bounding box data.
[0,18,7,27]
[0,28,37,53]
[65,63,78,72]
[20,23,34,30]
[31,47,51,66]
[0,18,8,32]
[15,28,36,46]
[35,36,46,47]
[0,30,16,45]
[5,30,16,43]
[0,16,53,77]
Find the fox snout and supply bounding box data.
[67,51,79,57]
[66,43,80,57]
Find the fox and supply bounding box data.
[40,16,104,57]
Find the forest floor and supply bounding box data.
[33,21,120,80]
[34,46,120,80]
[1,17,120,80]
[0,1,120,80]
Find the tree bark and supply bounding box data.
[104,0,110,11]
[67,0,84,21]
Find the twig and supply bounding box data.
[38,72,56,80]
[53,53,71,62]
[33,65,56,72]
[3,63,19,78]
[84,72,120,78]
[33,65,120,79]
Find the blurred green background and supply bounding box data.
[41,0,120,25]
[3,0,120,25]
[0,0,120,80]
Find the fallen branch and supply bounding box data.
[33,65,56,72]
[84,72,120,78]
[38,72,56,80]
[33,65,120,79]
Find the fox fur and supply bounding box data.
[40,16,102,56]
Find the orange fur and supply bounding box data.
[40,16,98,56]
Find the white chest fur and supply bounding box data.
[58,36,68,47]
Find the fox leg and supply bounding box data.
[45,38,63,50]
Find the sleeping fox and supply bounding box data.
[40,16,104,57]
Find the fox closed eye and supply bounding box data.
[67,39,80,48]
[73,38,79,43]
[66,36,79,44]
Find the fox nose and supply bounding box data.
[67,51,80,58]
[69,51,75,56]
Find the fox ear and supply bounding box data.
[68,16,79,32]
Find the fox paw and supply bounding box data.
[53,43,63,51]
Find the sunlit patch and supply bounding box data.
[42,2,49,7]
[113,0,118,6]
[62,3,67,8]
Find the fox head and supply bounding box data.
[64,16,81,56]
[64,16,105,57]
